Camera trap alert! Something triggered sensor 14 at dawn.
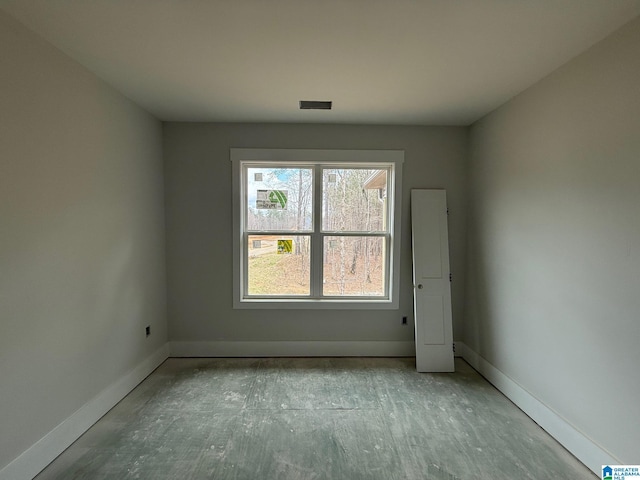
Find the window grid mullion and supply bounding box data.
[311,165,323,298]
[320,231,388,236]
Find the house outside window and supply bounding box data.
[231,149,403,309]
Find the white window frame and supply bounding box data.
[231,148,403,309]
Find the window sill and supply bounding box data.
[234,298,399,310]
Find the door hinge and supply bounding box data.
[449,273,453,282]
[446,208,450,216]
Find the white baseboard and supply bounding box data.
[455,342,618,476]
[170,340,415,357]
[0,344,170,480]
[6,341,607,477]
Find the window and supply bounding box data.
[231,149,403,309]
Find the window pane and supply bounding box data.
[247,167,313,232]
[322,168,387,232]
[323,236,385,296]
[247,235,310,296]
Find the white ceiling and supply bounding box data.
[2,0,640,125]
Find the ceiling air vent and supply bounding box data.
[299,100,332,110]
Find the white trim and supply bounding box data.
[455,342,618,476]
[231,148,404,310]
[169,340,415,357]
[0,344,170,480]
[231,148,404,163]
[231,298,400,310]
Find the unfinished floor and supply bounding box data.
[35,357,595,479]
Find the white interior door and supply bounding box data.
[411,189,454,372]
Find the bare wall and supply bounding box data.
[163,123,467,346]
[466,16,640,464]
[0,11,167,471]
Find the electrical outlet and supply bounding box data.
[145,325,151,337]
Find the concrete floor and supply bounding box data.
[35,357,595,479]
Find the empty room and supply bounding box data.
[1,1,639,479]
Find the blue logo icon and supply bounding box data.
[603,465,613,480]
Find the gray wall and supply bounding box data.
[465,16,640,463]
[163,123,467,344]
[0,12,167,470]
[9,0,638,471]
